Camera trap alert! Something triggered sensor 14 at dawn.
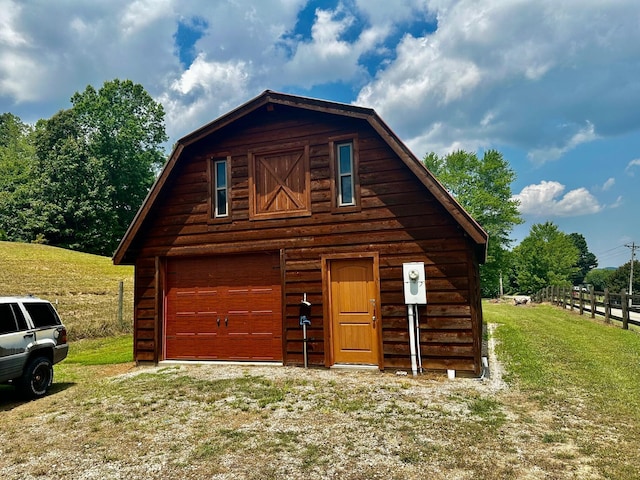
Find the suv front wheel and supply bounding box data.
[18,356,53,399]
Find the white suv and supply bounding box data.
[0,296,69,398]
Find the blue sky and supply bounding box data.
[1,0,638,267]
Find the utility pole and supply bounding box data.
[625,242,637,307]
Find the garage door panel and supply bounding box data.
[250,311,279,335]
[166,336,222,360]
[165,253,282,361]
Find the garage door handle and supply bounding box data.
[225,317,228,327]
[217,317,220,327]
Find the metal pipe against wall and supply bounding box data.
[303,323,308,369]
[302,293,308,368]
[414,304,422,374]
[408,304,418,376]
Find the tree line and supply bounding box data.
[423,150,636,297]
[0,79,633,294]
[0,79,167,256]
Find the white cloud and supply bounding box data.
[513,180,603,217]
[527,121,598,164]
[0,52,43,102]
[0,0,640,162]
[602,177,615,191]
[610,195,623,209]
[356,0,640,161]
[169,54,249,96]
[0,0,27,47]
[626,159,640,176]
[120,0,174,36]
[159,54,252,139]
[282,8,361,86]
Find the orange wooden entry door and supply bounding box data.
[330,258,380,365]
[165,253,282,361]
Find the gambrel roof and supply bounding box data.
[113,90,487,265]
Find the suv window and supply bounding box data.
[23,302,61,328]
[0,303,18,334]
[0,303,28,334]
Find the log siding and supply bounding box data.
[115,92,486,374]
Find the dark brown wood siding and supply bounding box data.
[131,104,482,372]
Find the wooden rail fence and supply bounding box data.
[535,286,640,330]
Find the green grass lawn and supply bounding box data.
[486,301,640,478]
[64,335,134,366]
[3,301,640,479]
[3,239,640,478]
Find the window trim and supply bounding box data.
[208,154,232,224]
[329,135,360,213]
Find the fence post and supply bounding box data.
[621,289,629,330]
[118,280,124,329]
[589,285,596,318]
[579,288,584,315]
[604,288,611,324]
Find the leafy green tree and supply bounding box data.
[583,268,615,291]
[0,113,36,240]
[513,222,579,294]
[25,109,114,253]
[424,149,522,297]
[606,260,640,294]
[25,79,168,255]
[568,232,598,284]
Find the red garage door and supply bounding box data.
[165,253,282,361]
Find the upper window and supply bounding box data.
[330,136,360,212]
[214,159,228,217]
[337,142,354,206]
[209,156,231,222]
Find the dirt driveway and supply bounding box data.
[0,330,607,480]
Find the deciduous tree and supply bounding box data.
[568,232,598,285]
[583,268,614,291]
[513,222,579,294]
[424,149,522,297]
[24,79,168,255]
[606,260,640,294]
[0,113,36,240]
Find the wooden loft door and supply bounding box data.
[249,143,311,220]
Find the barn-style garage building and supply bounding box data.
[113,90,488,374]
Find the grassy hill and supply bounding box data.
[0,241,134,339]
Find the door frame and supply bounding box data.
[321,252,383,369]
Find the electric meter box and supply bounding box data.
[403,262,427,305]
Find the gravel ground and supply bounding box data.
[0,325,609,480]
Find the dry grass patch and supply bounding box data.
[0,361,611,480]
[0,241,133,339]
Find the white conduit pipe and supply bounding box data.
[408,304,418,376]
[414,304,422,374]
